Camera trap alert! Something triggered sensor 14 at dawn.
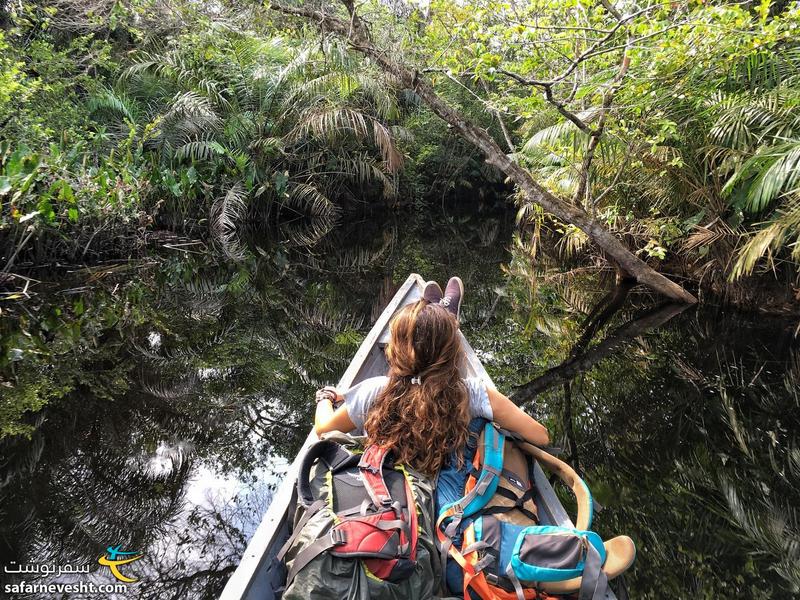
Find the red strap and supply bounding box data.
[358,445,393,508]
[359,445,418,561]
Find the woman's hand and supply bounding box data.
[314,386,356,437]
[315,386,341,407]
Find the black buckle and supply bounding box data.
[358,461,381,475]
[330,528,347,546]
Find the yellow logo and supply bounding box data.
[97,546,142,583]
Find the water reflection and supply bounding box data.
[497,270,799,598]
[1,203,798,598]
[0,202,513,598]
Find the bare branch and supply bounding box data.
[544,85,593,134]
[479,79,515,152]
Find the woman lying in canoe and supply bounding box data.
[313,277,549,475]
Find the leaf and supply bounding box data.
[50,179,75,203]
[210,182,248,261]
[724,141,800,213]
[274,171,289,196]
[36,198,55,223]
[18,210,40,223]
[174,140,227,162]
[683,210,706,230]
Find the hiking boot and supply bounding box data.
[440,276,463,321]
[423,280,443,304]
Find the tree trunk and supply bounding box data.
[271,2,698,303]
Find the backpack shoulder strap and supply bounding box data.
[578,541,608,600]
[439,422,505,521]
[296,439,352,506]
[357,444,394,508]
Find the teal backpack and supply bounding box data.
[435,419,635,600]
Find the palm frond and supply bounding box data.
[724,140,800,212]
[125,50,229,107]
[682,220,738,252]
[731,197,800,278]
[329,153,397,193]
[291,106,370,140]
[521,109,598,155]
[174,139,228,162]
[372,121,403,173]
[285,182,340,221]
[88,89,141,125]
[157,91,222,147]
[210,183,248,261]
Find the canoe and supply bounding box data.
[220,273,617,600]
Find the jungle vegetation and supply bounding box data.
[1,0,800,306]
[2,3,800,597]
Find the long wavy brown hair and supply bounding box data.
[364,299,470,475]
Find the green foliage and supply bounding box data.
[0,27,115,146]
[0,139,146,262]
[0,3,439,266]
[3,0,800,292]
[0,32,24,113]
[84,29,412,255]
[394,0,800,287]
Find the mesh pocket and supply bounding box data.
[517,532,583,571]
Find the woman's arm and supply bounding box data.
[487,387,550,446]
[314,389,357,437]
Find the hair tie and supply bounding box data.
[410,376,422,385]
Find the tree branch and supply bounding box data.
[270,1,697,304]
[480,79,515,152]
[574,44,631,206]
[496,68,593,134]
[598,0,623,21]
[544,84,593,134]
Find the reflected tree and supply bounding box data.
[504,261,800,598]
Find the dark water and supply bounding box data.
[1,203,798,599]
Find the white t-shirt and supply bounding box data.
[342,375,493,434]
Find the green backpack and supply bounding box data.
[279,433,448,600]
